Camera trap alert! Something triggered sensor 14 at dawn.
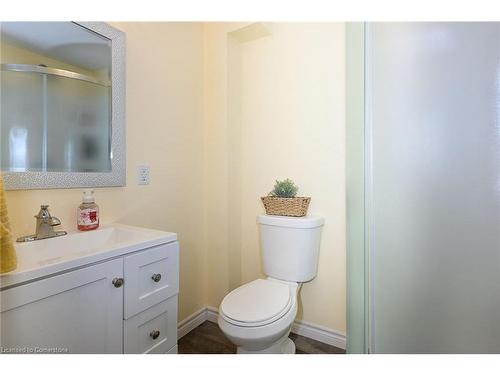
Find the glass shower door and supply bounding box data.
[367,22,500,353]
[1,68,111,173]
[46,75,111,172]
[0,70,44,171]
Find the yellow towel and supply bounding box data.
[0,174,17,274]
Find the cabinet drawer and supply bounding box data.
[123,296,178,354]
[124,241,179,319]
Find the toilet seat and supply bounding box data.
[220,279,295,327]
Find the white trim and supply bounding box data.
[177,307,207,339]
[291,319,346,350]
[206,306,219,323]
[178,306,346,350]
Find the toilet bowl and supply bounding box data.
[217,215,324,354]
[218,278,300,354]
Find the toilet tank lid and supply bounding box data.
[257,214,324,228]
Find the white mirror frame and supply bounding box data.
[2,22,126,190]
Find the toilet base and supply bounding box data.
[237,336,295,354]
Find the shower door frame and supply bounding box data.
[346,21,371,354]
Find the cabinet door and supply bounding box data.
[124,242,179,319]
[0,258,123,354]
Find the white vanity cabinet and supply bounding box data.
[0,235,179,354]
[122,242,179,353]
[0,258,124,354]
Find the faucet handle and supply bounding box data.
[35,205,51,220]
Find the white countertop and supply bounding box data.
[0,223,177,289]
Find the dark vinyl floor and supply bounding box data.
[178,321,345,354]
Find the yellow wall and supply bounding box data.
[4,22,346,334]
[203,22,346,333]
[4,22,208,322]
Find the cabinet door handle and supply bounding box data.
[150,330,160,340]
[152,273,162,283]
[112,277,124,288]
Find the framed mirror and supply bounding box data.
[0,22,125,190]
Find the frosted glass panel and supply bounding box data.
[369,23,500,353]
[46,76,111,172]
[1,72,110,172]
[1,70,44,171]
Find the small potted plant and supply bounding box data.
[261,179,311,217]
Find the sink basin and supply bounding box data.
[0,223,177,289]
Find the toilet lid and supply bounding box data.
[220,279,293,326]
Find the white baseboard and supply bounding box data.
[178,306,346,350]
[206,306,219,323]
[291,320,346,350]
[177,307,208,339]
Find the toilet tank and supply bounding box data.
[257,215,324,282]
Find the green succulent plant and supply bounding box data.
[270,178,299,198]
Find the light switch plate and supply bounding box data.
[137,165,150,185]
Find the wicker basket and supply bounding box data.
[261,196,311,217]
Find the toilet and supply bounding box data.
[217,214,324,354]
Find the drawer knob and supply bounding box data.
[112,277,124,288]
[152,273,162,283]
[150,330,160,340]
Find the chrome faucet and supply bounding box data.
[16,205,67,242]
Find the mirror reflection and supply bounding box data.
[0,22,112,173]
